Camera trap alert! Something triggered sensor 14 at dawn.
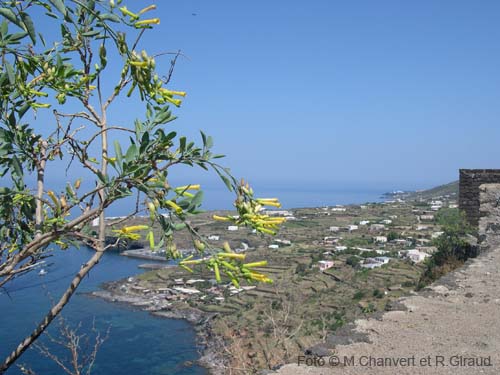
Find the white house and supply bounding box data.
[268,244,279,249]
[403,249,431,263]
[359,220,370,226]
[374,236,388,243]
[361,262,381,269]
[335,245,348,252]
[374,256,391,264]
[329,226,340,232]
[318,260,335,272]
[91,217,99,227]
[381,219,392,225]
[348,225,359,232]
[227,226,239,231]
[208,235,220,241]
[362,256,391,269]
[331,206,347,212]
[323,236,339,244]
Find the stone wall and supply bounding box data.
[459,169,500,227]
[479,183,500,251]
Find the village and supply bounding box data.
[94,183,460,371]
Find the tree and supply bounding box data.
[0,1,283,371]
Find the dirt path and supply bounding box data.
[273,246,500,375]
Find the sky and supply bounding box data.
[10,0,500,198]
[134,0,500,190]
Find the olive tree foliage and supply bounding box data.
[0,0,284,371]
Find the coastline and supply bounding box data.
[89,279,227,375]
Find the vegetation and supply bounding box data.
[0,1,281,371]
[418,208,477,288]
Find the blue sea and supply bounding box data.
[105,185,388,217]
[0,247,206,375]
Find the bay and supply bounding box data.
[0,247,207,375]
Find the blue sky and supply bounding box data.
[129,0,500,190]
[16,1,500,197]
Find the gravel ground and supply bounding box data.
[273,246,500,375]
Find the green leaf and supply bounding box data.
[10,156,22,177]
[124,143,138,162]
[81,29,100,37]
[218,172,233,192]
[48,0,67,16]
[4,61,15,85]
[17,103,30,118]
[20,12,36,44]
[188,191,204,212]
[139,131,149,153]
[7,31,27,42]
[114,140,123,167]
[179,137,186,153]
[1,19,7,36]
[206,135,214,149]
[154,108,173,125]
[0,8,19,26]
[99,13,120,23]
[173,223,186,231]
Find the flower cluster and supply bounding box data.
[213,180,285,235]
[180,242,273,288]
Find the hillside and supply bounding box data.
[386,181,459,202]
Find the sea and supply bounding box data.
[0,187,388,374]
[0,247,206,375]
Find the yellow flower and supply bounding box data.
[119,6,139,19]
[115,225,149,233]
[129,60,149,68]
[163,95,182,107]
[165,200,183,214]
[213,215,231,221]
[134,18,160,28]
[175,184,200,191]
[243,261,268,268]
[161,88,187,98]
[138,5,157,15]
[217,253,246,261]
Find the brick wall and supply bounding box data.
[459,169,500,227]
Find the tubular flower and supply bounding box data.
[213,215,231,221]
[129,60,149,68]
[165,200,183,214]
[134,18,160,28]
[175,184,200,191]
[138,5,157,15]
[112,225,149,240]
[217,252,246,261]
[161,89,187,98]
[243,261,268,268]
[119,6,139,20]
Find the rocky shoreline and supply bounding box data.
[89,279,228,375]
